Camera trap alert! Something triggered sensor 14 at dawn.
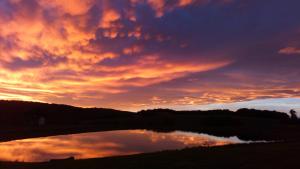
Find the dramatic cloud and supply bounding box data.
[0,0,299,110]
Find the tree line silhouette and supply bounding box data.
[0,100,299,141]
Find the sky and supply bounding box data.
[0,0,299,112]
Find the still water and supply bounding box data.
[0,130,247,162]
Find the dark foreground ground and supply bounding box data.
[1,141,299,169]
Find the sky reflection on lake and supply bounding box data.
[0,130,242,162]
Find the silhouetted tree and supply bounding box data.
[289,109,298,121]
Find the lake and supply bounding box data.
[0,130,249,162]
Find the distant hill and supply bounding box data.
[0,100,299,141]
[138,108,290,119]
[0,100,132,126]
[0,100,294,127]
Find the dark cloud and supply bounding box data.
[1,48,67,70]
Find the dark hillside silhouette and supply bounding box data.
[0,100,299,142]
[138,108,290,119]
[0,100,133,126]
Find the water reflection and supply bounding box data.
[0,130,244,162]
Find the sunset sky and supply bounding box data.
[0,0,299,111]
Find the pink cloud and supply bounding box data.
[279,47,300,55]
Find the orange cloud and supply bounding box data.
[0,0,233,107]
[100,9,121,28]
[0,0,299,111]
[279,47,300,55]
[39,0,95,15]
[178,0,195,6]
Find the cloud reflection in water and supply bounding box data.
[0,130,241,162]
